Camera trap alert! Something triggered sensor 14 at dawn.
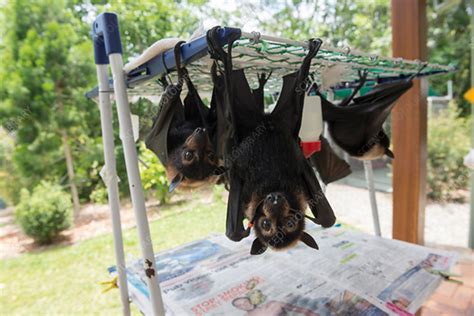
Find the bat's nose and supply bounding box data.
[195,127,206,134]
[266,193,282,205]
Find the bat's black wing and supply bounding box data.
[183,81,208,124]
[271,40,321,138]
[208,66,222,158]
[272,39,336,228]
[352,79,413,136]
[144,57,185,166]
[225,169,250,241]
[171,40,210,127]
[182,71,210,126]
[322,78,413,158]
[207,27,261,143]
[207,27,253,241]
[145,40,210,165]
[229,69,265,141]
[309,136,352,185]
[301,154,336,227]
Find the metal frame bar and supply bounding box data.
[355,88,381,238]
[363,161,382,237]
[328,91,381,237]
[96,64,130,315]
[92,12,165,316]
[469,0,474,250]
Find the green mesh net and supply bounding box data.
[127,36,454,97]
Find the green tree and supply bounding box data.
[0,0,204,210]
[201,0,467,112]
[427,0,470,114]
[0,0,97,219]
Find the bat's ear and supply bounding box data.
[169,173,184,193]
[385,148,395,159]
[250,238,268,255]
[300,232,319,250]
[213,166,227,176]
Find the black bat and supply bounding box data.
[145,41,223,192]
[207,28,336,255]
[320,73,415,160]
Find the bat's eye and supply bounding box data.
[285,217,295,229]
[208,152,215,161]
[184,151,194,161]
[261,219,272,231]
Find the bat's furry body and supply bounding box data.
[146,41,221,192]
[207,28,335,254]
[234,114,310,250]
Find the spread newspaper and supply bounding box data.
[109,225,456,316]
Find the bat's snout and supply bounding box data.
[266,193,282,204]
[193,127,207,135]
[186,127,209,148]
[263,193,288,216]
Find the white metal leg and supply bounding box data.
[363,160,382,236]
[96,64,131,316]
[109,53,165,316]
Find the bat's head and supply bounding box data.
[247,191,319,255]
[358,130,394,161]
[167,127,223,192]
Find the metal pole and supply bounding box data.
[363,160,382,237]
[109,53,165,315]
[96,64,131,316]
[469,0,474,249]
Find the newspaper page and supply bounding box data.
[111,237,251,315]
[110,226,457,316]
[163,258,392,316]
[270,225,457,315]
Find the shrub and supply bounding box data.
[213,184,226,203]
[427,102,470,202]
[139,144,170,204]
[15,181,72,244]
[89,185,108,204]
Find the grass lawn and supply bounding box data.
[0,192,227,315]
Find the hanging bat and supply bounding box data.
[145,42,223,192]
[207,28,335,255]
[320,73,415,160]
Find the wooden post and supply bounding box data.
[391,0,428,244]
